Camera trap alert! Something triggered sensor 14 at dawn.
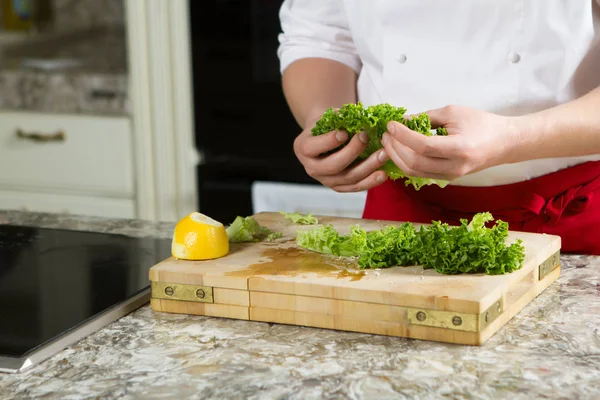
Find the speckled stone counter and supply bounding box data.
[0,70,128,116]
[1,210,599,399]
[0,25,128,116]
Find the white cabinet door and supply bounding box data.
[0,112,134,197]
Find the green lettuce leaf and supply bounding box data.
[226,216,274,243]
[266,232,284,241]
[296,225,346,255]
[341,224,422,268]
[311,102,449,190]
[416,214,525,275]
[295,213,525,275]
[280,212,318,225]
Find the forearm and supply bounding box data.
[510,86,600,162]
[282,58,358,128]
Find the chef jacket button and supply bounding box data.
[396,54,407,64]
[508,52,521,63]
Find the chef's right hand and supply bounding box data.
[293,117,389,192]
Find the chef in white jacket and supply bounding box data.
[277,0,600,254]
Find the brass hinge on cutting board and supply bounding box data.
[151,281,214,303]
[407,250,560,332]
[407,297,504,333]
[539,250,560,281]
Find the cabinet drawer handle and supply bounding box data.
[16,129,66,142]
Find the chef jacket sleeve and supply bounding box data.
[277,0,362,74]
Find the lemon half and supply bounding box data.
[171,212,229,260]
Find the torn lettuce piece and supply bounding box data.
[380,160,449,190]
[416,215,525,275]
[280,212,318,225]
[295,225,351,256]
[347,224,422,268]
[311,102,449,190]
[226,216,273,242]
[266,232,283,241]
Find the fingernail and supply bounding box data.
[376,174,385,183]
[387,122,396,134]
[378,150,388,162]
[381,133,389,146]
[335,131,347,142]
[359,131,368,144]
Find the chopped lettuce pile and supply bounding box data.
[311,102,449,190]
[296,212,525,275]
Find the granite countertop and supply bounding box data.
[1,210,599,399]
[0,26,128,116]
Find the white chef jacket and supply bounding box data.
[277,0,600,187]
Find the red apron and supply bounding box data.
[363,161,600,255]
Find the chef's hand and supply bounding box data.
[294,115,389,192]
[381,105,517,182]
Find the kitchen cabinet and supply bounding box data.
[0,111,136,218]
[0,111,134,194]
[0,0,198,222]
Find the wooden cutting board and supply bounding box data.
[148,212,561,345]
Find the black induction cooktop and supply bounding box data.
[0,224,171,373]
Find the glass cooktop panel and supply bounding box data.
[0,225,171,358]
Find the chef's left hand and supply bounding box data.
[381,105,518,181]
